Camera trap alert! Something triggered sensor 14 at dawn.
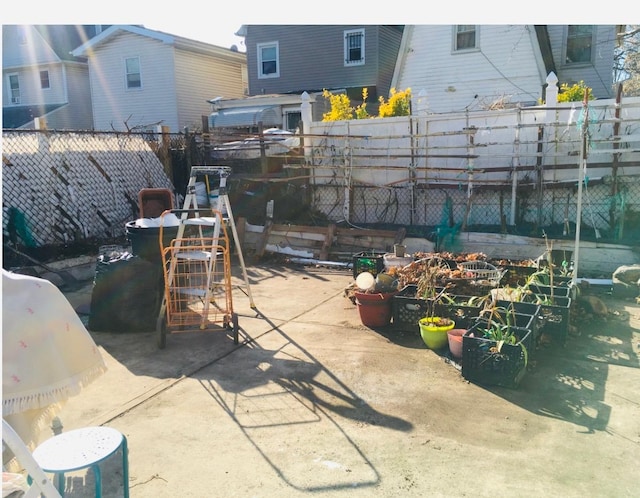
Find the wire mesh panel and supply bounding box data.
[161,238,233,331]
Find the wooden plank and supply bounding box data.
[335,227,402,238]
[394,227,407,245]
[269,228,327,242]
[320,224,336,260]
[272,224,330,235]
[255,219,273,258]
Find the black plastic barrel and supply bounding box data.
[125,221,178,263]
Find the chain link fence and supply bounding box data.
[3,99,640,264]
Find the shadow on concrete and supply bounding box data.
[191,308,413,493]
[468,294,639,434]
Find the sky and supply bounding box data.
[4,3,631,52]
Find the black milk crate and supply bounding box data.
[352,251,386,279]
[529,277,577,300]
[471,313,535,350]
[529,273,573,286]
[494,300,544,344]
[391,285,427,333]
[528,284,571,299]
[462,321,532,389]
[523,294,572,344]
[499,264,539,287]
[433,295,483,329]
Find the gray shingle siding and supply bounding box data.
[245,25,403,99]
[377,26,404,98]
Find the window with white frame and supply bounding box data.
[40,70,50,89]
[125,57,142,89]
[8,74,20,104]
[454,25,477,51]
[258,42,279,78]
[344,29,365,65]
[565,25,593,64]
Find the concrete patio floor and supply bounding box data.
[22,257,640,497]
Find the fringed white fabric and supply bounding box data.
[2,269,107,448]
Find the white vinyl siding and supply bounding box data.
[88,32,179,131]
[394,25,543,113]
[344,29,365,66]
[85,30,246,132]
[3,64,69,108]
[257,42,279,79]
[174,48,246,131]
[546,25,615,98]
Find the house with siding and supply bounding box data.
[207,25,404,131]
[2,25,103,130]
[70,25,248,133]
[392,25,621,114]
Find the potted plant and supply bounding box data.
[416,258,456,349]
[461,302,532,388]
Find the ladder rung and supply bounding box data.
[183,217,218,226]
[190,166,231,177]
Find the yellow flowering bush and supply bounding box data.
[322,87,411,121]
[378,87,412,117]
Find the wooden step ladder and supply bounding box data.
[155,166,256,348]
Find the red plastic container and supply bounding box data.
[138,188,174,218]
[355,291,396,327]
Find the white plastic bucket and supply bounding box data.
[194,182,208,207]
[383,253,413,271]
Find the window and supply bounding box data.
[565,25,593,64]
[344,29,365,65]
[455,25,476,51]
[8,74,20,104]
[40,70,50,89]
[258,42,279,78]
[284,111,301,132]
[125,57,142,89]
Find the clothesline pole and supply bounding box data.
[573,89,589,284]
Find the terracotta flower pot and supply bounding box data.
[354,291,397,328]
[447,328,467,359]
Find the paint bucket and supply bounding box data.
[208,188,227,214]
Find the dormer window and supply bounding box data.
[565,25,593,64]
